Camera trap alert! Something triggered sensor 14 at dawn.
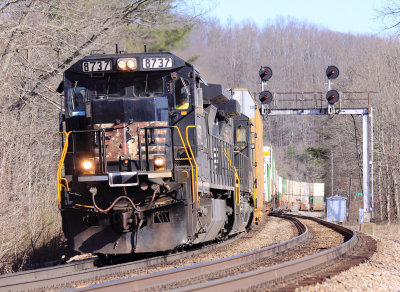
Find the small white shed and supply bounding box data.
[326,196,347,222]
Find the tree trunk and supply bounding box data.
[393,174,400,221]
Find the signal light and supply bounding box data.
[259,66,272,82]
[326,65,339,79]
[259,90,273,104]
[326,90,340,104]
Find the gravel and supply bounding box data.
[125,215,297,276]
[59,216,296,291]
[297,224,400,292]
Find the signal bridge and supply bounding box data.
[261,90,372,116]
[259,65,376,225]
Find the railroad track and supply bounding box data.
[1,215,375,291]
[2,219,292,292]
[0,233,248,292]
[66,214,376,292]
[0,215,303,292]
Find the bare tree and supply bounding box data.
[177,18,400,224]
[0,0,198,273]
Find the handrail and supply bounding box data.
[60,178,70,191]
[136,125,195,206]
[223,147,241,205]
[57,131,71,208]
[186,126,199,207]
[235,169,241,205]
[59,126,196,208]
[172,126,196,206]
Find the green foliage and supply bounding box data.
[123,24,193,53]
[306,146,328,159]
[148,25,193,52]
[287,144,297,159]
[297,152,310,163]
[187,54,201,63]
[314,129,331,139]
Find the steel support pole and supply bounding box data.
[370,107,374,219]
[362,113,370,221]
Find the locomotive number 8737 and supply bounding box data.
[56,50,264,255]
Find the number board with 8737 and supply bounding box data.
[142,57,173,69]
[82,60,112,72]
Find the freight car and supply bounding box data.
[262,147,325,211]
[56,51,264,256]
[275,177,325,211]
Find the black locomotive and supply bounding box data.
[57,51,259,255]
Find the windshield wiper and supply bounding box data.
[105,75,111,99]
[71,81,78,109]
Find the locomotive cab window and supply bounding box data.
[64,73,168,117]
[236,126,247,145]
[175,78,190,110]
[132,74,164,97]
[94,79,125,98]
[68,86,87,116]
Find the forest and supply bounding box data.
[0,0,400,273]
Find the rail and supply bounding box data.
[223,147,240,205]
[171,214,361,291]
[57,126,198,206]
[209,135,235,190]
[0,230,249,291]
[2,215,366,292]
[57,131,71,208]
[138,125,196,205]
[234,149,251,194]
[185,125,199,206]
[264,91,374,111]
[65,214,374,292]
[66,215,310,291]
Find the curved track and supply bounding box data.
[68,214,376,292]
[1,215,375,292]
[0,233,247,291]
[0,215,306,292]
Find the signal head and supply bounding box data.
[326,65,339,79]
[259,90,273,104]
[259,66,272,82]
[326,89,340,104]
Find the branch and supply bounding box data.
[8,26,109,111]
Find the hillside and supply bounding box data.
[175,19,400,223]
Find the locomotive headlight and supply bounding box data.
[82,158,95,174]
[126,59,137,70]
[117,59,127,70]
[154,156,166,171]
[117,58,137,71]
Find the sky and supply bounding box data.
[201,0,389,35]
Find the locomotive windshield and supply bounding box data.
[65,72,165,116]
